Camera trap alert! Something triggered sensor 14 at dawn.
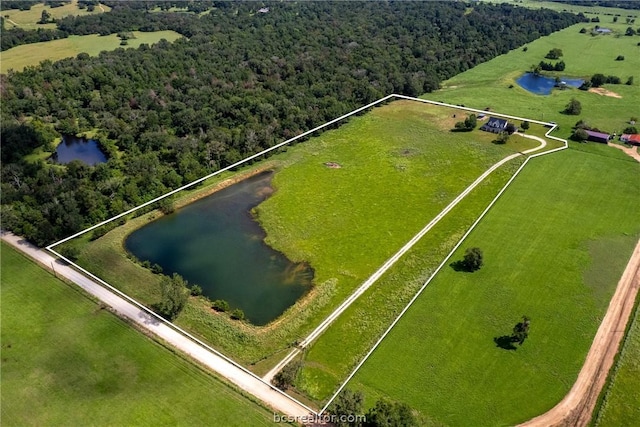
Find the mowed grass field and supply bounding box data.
[73,100,547,372]
[438,22,640,139]
[0,243,279,426]
[1,31,183,73]
[348,147,640,426]
[595,303,640,426]
[1,0,110,30]
[294,149,527,402]
[258,100,540,315]
[479,0,640,18]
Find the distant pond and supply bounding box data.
[125,171,314,326]
[516,72,584,95]
[54,135,107,166]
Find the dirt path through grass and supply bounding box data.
[263,132,549,384]
[607,142,640,163]
[520,238,640,427]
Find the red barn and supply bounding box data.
[628,134,640,146]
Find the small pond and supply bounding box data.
[516,73,584,95]
[54,135,107,166]
[125,171,314,326]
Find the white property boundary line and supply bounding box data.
[318,124,567,415]
[44,94,566,417]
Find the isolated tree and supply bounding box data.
[464,114,477,130]
[590,73,607,87]
[545,48,563,59]
[615,55,625,61]
[530,63,542,76]
[623,126,638,135]
[155,273,189,321]
[564,98,582,115]
[453,114,477,132]
[613,16,618,23]
[365,399,418,427]
[463,247,484,271]
[189,284,203,296]
[329,388,365,427]
[578,80,592,91]
[494,131,510,145]
[626,76,634,86]
[506,123,517,134]
[572,128,589,142]
[230,308,245,321]
[272,361,301,391]
[212,299,230,312]
[521,121,530,131]
[38,10,52,24]
[626,27,636,36]
[511,316,531,345]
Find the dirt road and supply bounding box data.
[519,238,640,427]
[1,232,315,422]
[608,142,640,163]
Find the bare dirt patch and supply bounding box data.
[324,162,341,168]
[588,87,622,98]
[608,142,640,163]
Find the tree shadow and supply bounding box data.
[494,335,517,350]
[449,260,478,272]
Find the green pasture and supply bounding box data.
[595,302,640,426]
[346,147,639,426]
[1,0,110,30]
[1,31,182,73]
[438,23,640,139]
[479,0,640,18]
[0,243,278,426]
[295,152,526,402]
[72,100,546,370]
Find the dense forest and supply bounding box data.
[0,2,581,246]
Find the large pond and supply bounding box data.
[54,135,107,166]
[125,171,314,326]
[516,73,584,95]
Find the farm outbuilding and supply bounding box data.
[628,134,640,146]
[584,130,610,144]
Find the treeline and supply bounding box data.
[101,0,218,13]
[1,22,69,50]
[550,0,640,11]
[0,2,581,246]
[1,6,201,50]
[1,1,240,51]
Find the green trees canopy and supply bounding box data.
[0,2,581,246]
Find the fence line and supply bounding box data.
[41,93,567,416]
[46,246,318,415]
[47,94,396,250]
[319,122,567,414]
